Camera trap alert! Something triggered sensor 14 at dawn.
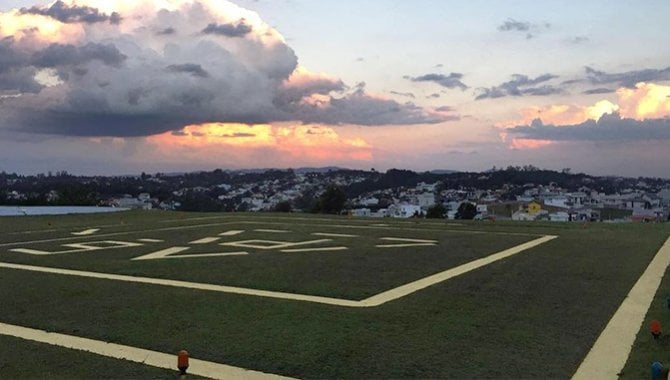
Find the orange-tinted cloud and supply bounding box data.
[148,123,373,162]
[498,82,670,149]
[617,82,670,120]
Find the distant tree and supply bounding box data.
[273,201,292,213]
[426,204,447,219]
[456,202,477,220]
[57,183,98,206]
[313,184,347,214]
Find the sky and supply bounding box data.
[1,0,670,177]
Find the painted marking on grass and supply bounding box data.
[9,248,54,256]
[219,230,244,236]
[376,243,436,249]
[572,234,670,380]
[0,322,293,380]
[380,237,438,243]
[312,233,359,238]
[71,229,100,236]
[132,247,248,261]
[221,239,332,250]
[132,247,189,260]
[362,235,558,307]
[0,235,557,308]
[0,221,242,248]
[189,237,221,244]
[254,229,291,233]
[10,241,143,256]
[137,239,164,243]
[0,262,362,307]
[281,247,348,253]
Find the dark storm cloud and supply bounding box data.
[507,113,670,142]
[585,66,670,88]
[409,73,468,90]
[31,43,127,68]
[582,88,615,95]
[498,18,530,32]
[166,63,210,78]
[476,73,562,100]
[20,1,122,24]
[202,22,252,37]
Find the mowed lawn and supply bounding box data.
[0,211,668,378]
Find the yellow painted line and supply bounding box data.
[281,247,348,253]
[311,233,359,238]
[375,243,435,248]
[132,247,189,261]
[0,322,293,380]
[380,237,438,243]
[362,235,558,307]
[189,237,221,244]
[0,262,362,307]
[71,229,100,236]
[573,235,670,380]
[0,236,557,308]
[220,230,245,236]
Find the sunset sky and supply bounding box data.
[1,0,670,176]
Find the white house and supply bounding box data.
[388,204,422,218]
[544,196,570,208]
[476,204,489,215]
[549,212,570,222]
[417,193,436,209]
[351,208,371,217]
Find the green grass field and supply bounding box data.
[1,211,668,378]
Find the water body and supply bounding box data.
[0,206,128,216]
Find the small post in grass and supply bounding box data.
[178,350,189,375]
[666,296,670,310]
[651,320,662,340]
[652,361,664,380]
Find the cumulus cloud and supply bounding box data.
[585,66,670,88]
[476,73,562,100]
[408,73,468,90]
[0,0,447,138]
[20,1,121,24]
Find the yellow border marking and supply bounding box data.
[0,322,293,380]
[573,234,670,380]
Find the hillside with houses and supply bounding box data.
[1,167,669,223]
